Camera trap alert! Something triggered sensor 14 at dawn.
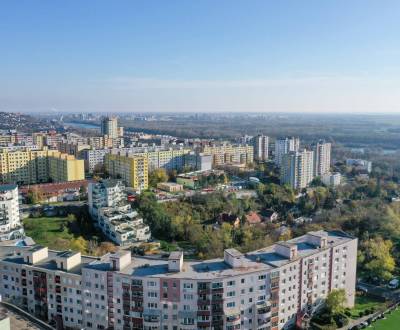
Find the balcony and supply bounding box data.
[258,317,271,326]
[211,295,224,302]
[226,313,241,323]
[257,306,271,315]
[197,299,211,305]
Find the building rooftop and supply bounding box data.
[57,250,80,258]
[0,230,354,279]
[0,184,18,192]
[99,179,122,188]
[169,251,183,260]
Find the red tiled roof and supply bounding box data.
[245,211,262,224]
[19,180,92,195]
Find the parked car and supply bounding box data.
[388,278,399,289]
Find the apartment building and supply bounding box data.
[346,159,372,173]
[280,150,314,190]
[0,148,49,184]
[313,141,331,177]
[47,150,85,182]
[0,148,84,185]
[81,148,110,172]
[253,135,269,162]
[105,153,149,191]
[0,230,357,330]
[0,134,16,146]
[0,184,24,241]
[88,135,124,149]
[57,141,90,158]
[321,172,341,187]
[184,152,213,172]
[88,180,151,245]
[101,116,119,139]
[82,146,191,174]
[274,137,300,166]
[202,143,254,166]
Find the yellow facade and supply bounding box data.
[0,135,15,146]
[105,154,148,191]
[32,133,46,149]
[202,144,254,166]
[47,150,85,182]
[0,148,84,185]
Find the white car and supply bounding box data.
[388,278,399,289]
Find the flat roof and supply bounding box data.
[169,251,183,260]
[0,230,355,279]
[0,184,17,192]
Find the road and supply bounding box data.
[358,281,400,300]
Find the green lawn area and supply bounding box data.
[23,216,74,248]
[349,295,386,318]
[374,308,400,329]
[23,214,117,256]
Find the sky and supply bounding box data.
[1,0,400,113]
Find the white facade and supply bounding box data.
[184,152,213,172]
[0,230,357,330]
[322,172,341,187]
[81,148,110,172]
[274,137,300,166]
[280,150,314,190]
[0,184,24,241]
[313,141,331,177]
[88,180,151,246]
[346,159,372,173]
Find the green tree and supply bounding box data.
[149,168,168,187]
[326,289,347,315]
[359,236,395,281]
[26,188,44,204]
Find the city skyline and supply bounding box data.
[1,0,400,113]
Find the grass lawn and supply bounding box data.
[373,308,400,329]
[23,216,81,251]
[349,295,386,318]
[159,240,179,252]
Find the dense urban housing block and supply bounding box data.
[0,230,357,330]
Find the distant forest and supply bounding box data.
[120,113,400,149]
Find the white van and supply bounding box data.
[388,278,399,289]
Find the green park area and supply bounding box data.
[373,308,400,329]
[23,215,116,256]
[349,295,386,319]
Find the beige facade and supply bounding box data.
[202,143,254,166]
[280,150,314,190]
